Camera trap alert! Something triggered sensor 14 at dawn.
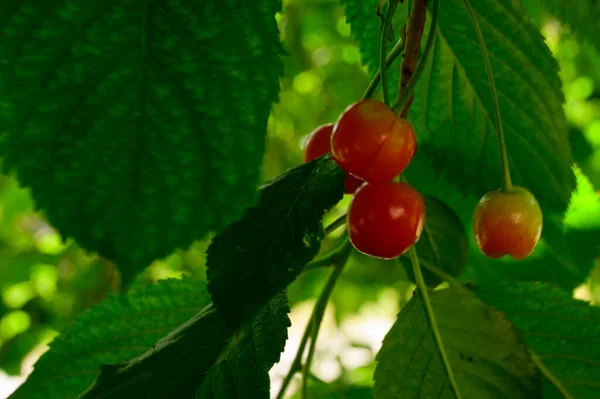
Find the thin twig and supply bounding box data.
[304,237,352,271]
[393,0,439,115]
[397,0,429,117]
[276,243,352,399]
[362,38,406,100]
[324,213,346,235]
[418,258,466,291]
[379,0,400,106]
[301,250,349,398]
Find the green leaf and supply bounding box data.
[402,196,468,287]
[412,0,574,214]
[80,293,290,399]
[196,293,290,398]
[533,0,600,50]
[0,0,283,283]
[474,282,600,399]
[374,287,537,398]
[10,278,211,399]
[206,156,345,329]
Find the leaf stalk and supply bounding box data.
[461,0,513,191]
[409,247,463,398]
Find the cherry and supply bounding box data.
[473,187,543,260]
[303,123,364,194]
[348,181,425,259]
[331,99,416,183]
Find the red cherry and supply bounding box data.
[348,181,425,259]
[331,99,417,183]
[473,187,543,260]
[303,124,333,163]
[303,123,365,194]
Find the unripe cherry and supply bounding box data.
[473,187,543,260]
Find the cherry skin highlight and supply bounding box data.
[303,123,364,194]
[348,181,425,259]
[473,187,543,260]
[331,99,417,183]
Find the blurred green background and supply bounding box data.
[0,0,599,397]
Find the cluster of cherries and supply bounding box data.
[304,99,423,259]
[303,99,543,261]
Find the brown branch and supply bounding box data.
[398,0,429,118]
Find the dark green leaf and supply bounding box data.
[0,0,283,283]
[402,196,468,287]
[206,156,345,329]
[474,282,600,399]
[374,287,537,398]
[80,293,290,399]
[10,278,211,399]
[196,293,290,398]
[290,385,373,399]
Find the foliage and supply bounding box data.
[0,0,283,284]
[206,156,345,329]
[11,278,212,398]
[401,196,468,287]
[475,282,600,399]
[374,287,537,398]
[0,0,599,398]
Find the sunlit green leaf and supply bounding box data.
[374,287,537,398]
[10,278,211,399]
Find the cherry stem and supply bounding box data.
[461,0,512,191]
[276,244,352,399]
[324,213,346,235]
[408,247,463,398]
[395,0,428,118]
[362,38,406,100]
[300,248,349,398]
[379,0,400,107]
[392,0,439,117]
[419,258,466,291]
[304,237,352,271]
